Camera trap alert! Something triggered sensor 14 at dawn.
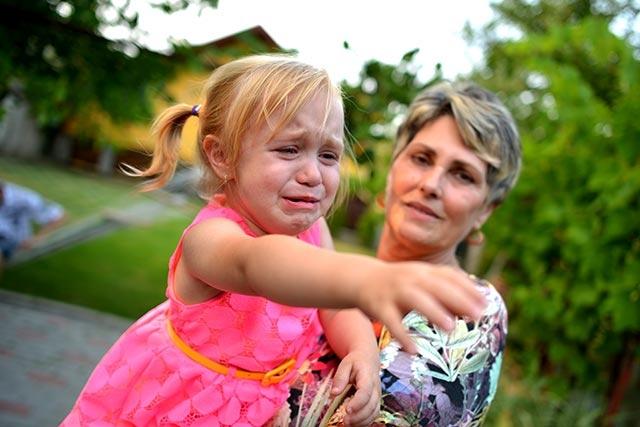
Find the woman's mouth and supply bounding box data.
[405,201,443,219]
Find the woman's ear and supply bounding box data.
[203,134,232,180]
[473,203,495,230]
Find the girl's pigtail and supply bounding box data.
[121,104,195,192]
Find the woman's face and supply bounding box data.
[380,115,493,265]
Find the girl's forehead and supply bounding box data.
[261,93,343,135]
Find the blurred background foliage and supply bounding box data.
[0,0,219,147]
[1,0,639,425]
[470,1,640,421]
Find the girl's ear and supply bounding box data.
[203,134,232,179]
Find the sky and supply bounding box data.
[104,0,496,84]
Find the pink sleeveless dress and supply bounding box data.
[61,203,324,426]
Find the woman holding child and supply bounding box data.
[301,81,522,426]
[371,81,521,426]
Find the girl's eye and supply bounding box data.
[320,151,340,162]
[276,146,298,155]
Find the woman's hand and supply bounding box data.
[331,349,381,426]
[356,262,486,354]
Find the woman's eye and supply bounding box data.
[412,153,430,165]
[456,170,476,184]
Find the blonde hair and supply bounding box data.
[393,81,522,206]
[128,54,346,204]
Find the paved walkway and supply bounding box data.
[0,289,130,426]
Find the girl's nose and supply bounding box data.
[297,158,322,186]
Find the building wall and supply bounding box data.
[94,69,207,165]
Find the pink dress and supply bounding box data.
[61,203,324,426]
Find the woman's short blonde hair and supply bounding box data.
[393,81,522,205]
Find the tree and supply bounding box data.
[467,0,640,417]
[0,0,218,148]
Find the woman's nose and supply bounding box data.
[419,167,444,198]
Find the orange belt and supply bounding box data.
[166,319,296,386]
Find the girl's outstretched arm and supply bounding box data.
[182,217,486,353]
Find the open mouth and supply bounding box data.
[283,196,320,209]
[285,195,319,203]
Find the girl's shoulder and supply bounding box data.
[195,202,242,222]
[190,201,255,236]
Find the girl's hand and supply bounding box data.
[331,350,380,426]
[357,262,486,354]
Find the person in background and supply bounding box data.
[0,180,66,270]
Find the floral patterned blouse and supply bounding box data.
[375,276,507,426]
[283,276,507,427]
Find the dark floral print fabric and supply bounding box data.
[376,277,507,426]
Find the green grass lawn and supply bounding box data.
[1,217,193,318]
[0,157,201,317]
